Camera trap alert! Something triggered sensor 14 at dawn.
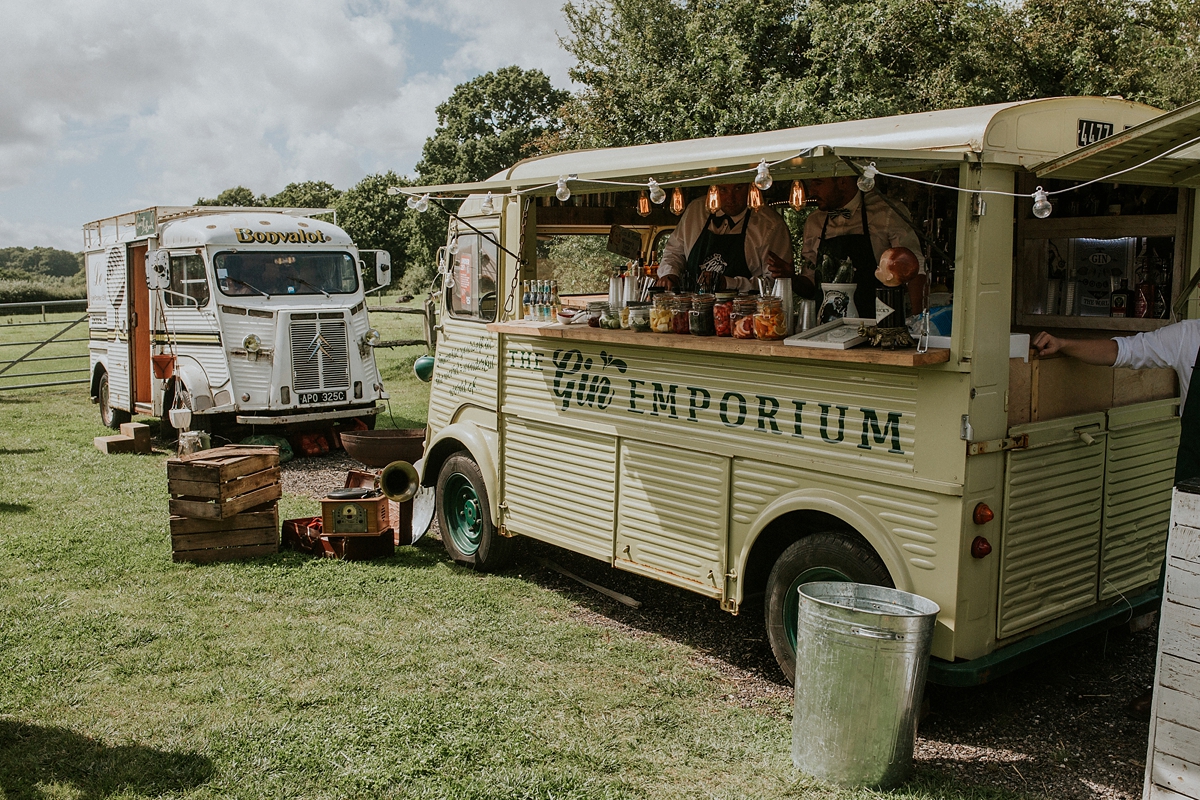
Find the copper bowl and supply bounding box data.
[341,429,425,468]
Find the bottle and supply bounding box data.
[549,280,560,316]
[522,281,532,320]
[1110,279,1133,318]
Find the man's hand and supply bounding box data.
[766,250,794,279]
[1032,332,1064,357]
[656,273,680,290]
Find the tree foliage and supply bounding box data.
[195,185,266,206]
[0,246,82,278]
[416,66,570,184]
[560,0,1200,147]
[268,181,342,209]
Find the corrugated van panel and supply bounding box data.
[501,416,616,561]
[999,412,1107,638]
[429,319,498,430]
[1102,399,1180,599]
[615,440,727,596]
[499,338,918,477]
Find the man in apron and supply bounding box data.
[657,183,793,293]
[798,176,926,316]
[1034,321,1200,717]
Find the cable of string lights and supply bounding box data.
[390,131,1200,220]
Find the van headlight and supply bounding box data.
[363,328,381,347]
[243,334,261,353]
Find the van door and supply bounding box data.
[102,244,133,415]
[129,243,151,411]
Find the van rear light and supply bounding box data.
[971,536,992,559]
[280,386,290,404]
[973,502,994,525]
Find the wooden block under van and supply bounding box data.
[94,434,138,454]
[119,422,152,453]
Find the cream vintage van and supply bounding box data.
[400,97,1200,684]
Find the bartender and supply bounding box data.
[657,183,794,293]
[798,176,926,316]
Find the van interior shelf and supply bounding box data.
[487,321,952,367]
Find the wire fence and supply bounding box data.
[0,299,90,392]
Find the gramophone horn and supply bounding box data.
[380,460,420,502]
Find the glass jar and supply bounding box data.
[754,295,786,340]
[620,305,631,329]
[586,300,609,328]
[689,293,716,336]
[713,292,735,337]
[628,305,651,332]
[731,295,758,339]
[650,293,673,333]
[600,304,622,329]
[670,294,693,334]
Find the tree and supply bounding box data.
[195,186,266,206]
[415,66,570,184]
[333,171,441,292]
[267,181,342,210]
[0,246,82,278]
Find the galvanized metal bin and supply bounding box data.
[792,582,940,789]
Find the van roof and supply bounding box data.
[159,212,351,249]
[82,206,341,250]
[405,97,1200,198]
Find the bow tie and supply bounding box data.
[829,208,853,219]
[714,215,738,230]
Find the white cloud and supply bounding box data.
[0,0,574,248]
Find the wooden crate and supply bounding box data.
[170,505,279,563]
[1008,355,1176,427]
[167,445,281,520]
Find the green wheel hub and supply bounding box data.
[784,565,852,653]
[443,472,483,556]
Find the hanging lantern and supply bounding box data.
[636,192,652,217]
[706,185,721,214]
[748,184,764,210]
[789,180,806,211]
[670,188,685,215]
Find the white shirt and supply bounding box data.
[658,198,793,293]
[801,190,926,272]
[1113,320,1200,411]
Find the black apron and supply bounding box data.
[1175,344,1200,484]
[684,211,753,293]
[816,197,880,319]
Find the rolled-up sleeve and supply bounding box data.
[658,199,704,279]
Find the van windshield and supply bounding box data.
[213,252,359,297]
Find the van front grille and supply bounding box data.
[290,319,349,392]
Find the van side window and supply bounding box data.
[447,234,498,322]
[167,254,210,307]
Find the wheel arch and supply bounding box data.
[419,421,499,523]
[737,489,912,604]
[90,362,106,400]
[171,356,214,412]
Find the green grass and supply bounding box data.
[0,305,1026,799]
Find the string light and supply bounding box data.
[747,184,764,210]
[480,192,495,214]
[789,180,806,211]
[386,186,402,196]
[706,185,721,214]
[857,162,878,193]
[1032,186,1053,219]
[647,178,666,205]
[670,188,685,215]
[449,237,460,255]
[636,192,652,217]
[754,159,773,190]
[555,176,571,202]
[407,193,430,213]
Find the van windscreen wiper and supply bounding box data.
[284,274,330,297]
[226,276,270,297]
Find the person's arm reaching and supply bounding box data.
[1032,332,1118,365]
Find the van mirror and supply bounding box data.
[146,248,170,290]
[373,250,392,287]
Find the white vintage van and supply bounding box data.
[403,97,1200,684]
[84,206,391,434]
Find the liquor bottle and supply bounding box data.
[521,281,531,319]
[1110,279,1133,318]
[549,280,560,315]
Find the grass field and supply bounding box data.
[0,298,1023,800]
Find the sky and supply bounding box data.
[0,0,576,252]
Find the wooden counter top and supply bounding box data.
[487,320,951,367]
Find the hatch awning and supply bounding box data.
[1030,99,1200,187]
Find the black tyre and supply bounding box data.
[97,369,131,430]
[435,452,513,571]
[764,531,894,684]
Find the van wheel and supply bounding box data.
[764,532,893,685]
[98,370,130,430]
[436,452,512,571]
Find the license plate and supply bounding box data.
[298,390,346,404]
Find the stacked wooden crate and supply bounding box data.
[167,445,281,563]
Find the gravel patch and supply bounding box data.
[281,451,374,498]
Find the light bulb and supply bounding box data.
[789,180,806,211]
[706,185,720,214]
[1032,186,1053,219]
[857,162,877,193]
[637,193,652,217]
[480,192,495,214]
[648,178,666,205]
[414,194,430,213]
[754,159,773,191]
[387,186,402,196]
[670,188,685,215]
[748,184,764,210]
[406,195,419,209]
[556,176,571,202]
[449,237,460,255]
